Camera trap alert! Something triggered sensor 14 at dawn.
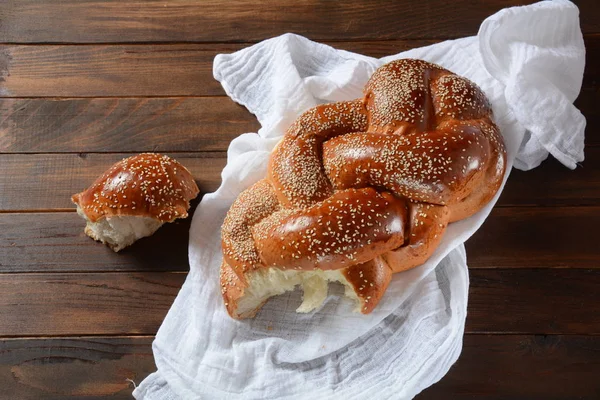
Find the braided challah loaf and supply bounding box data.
[221,59,506,319]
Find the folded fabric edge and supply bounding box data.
[137,246,470,399]
[478,0,586,170]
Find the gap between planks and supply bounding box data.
[3,332,600,340]
[0,334,157,340]
[0,38,596,97]
[0,33,597,46]
[0,39,443,46]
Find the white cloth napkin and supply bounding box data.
[134,1,585,398]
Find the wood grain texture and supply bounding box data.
[0,41,433,97]
[0,273,186,336]
[0,268,598,336]
[2,206,599,273]
[0,337,153,399]
[583,33,600,89]
[1,146,598,211]
[1,0,574,44]
[0,153,225,210]
[1,334,599,399]
[0,213,192,273]
[467,269,600,334]
[0,85,596,153]
[0,36,597,97]
[0,97,258,152]
[419,334,600,399]
[496,147,600,207]
[0,44,233,97]
[0,1,596,398]
[578,86,600,146]
[466,206,600,269]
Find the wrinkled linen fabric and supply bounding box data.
[134,1,585,398]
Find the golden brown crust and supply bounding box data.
[72,153,199,223]
[221,179,280,275]
[341,257,392,314]
[253,188,407,271]
[383,202,449,273]
[220,259,254,319]
[365,59,444,133]
[447,120,506,222]
[268,100,368,208]
[220,59,507,318]
[322,124,490,206]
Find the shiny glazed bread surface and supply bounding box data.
[221,59,507,318]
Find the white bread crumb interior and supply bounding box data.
[237,268,361,317]
[76,204,163,252]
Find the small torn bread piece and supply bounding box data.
[72,153,199,251]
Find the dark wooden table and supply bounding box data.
[1,1,599,398]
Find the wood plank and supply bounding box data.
[0,36,597,97]
[583,33,600,89]
[0,153,225,211]
[1,335,599,399]
[5,0,589,44]
[0,97,259,153]
[0,268,599,336]
[577,86,599,146]
[466,206,600,269]
[0,85,596,153]
[2,145,599,211]
[0,41,433,97]
[419,334,600,399]
[497,147,600,207]
[0,272,186,336]
[2,206,599,273]
[0,336,154,399]
[0,44,234,97]
[467,269,600,334]
[0,212,193,273]
[326,40,441,58]
[1,335,600,399]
